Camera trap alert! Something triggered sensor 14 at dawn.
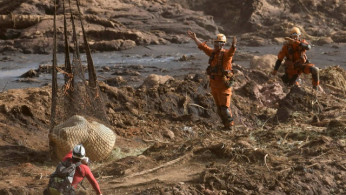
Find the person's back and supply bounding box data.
[46,144,102,195]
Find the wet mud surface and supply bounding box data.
[0,55,345,194]
[0,0,345,194]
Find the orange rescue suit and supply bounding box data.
[198,42,235,118]
[277,39,319,86]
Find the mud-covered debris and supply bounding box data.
[140,74,174,89]
[163,128,175,139]
[276,86,318,122]
[250,54,277,73]
[178,54,196,61]
[315,37,334,45]
[20,69,39,78]
[128,65,144,70]
[325,119,346,137]
[16,78,40,83]
[240,34,268,46]
[112,69,141,76]
[105,76,127,87]
[0,60,346,194]
[0,56,12,61]
[101,66,111,72]
[320,66,346,93]
[236,81,285,107]
[331,31,346,43]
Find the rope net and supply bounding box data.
[50,0,114,161]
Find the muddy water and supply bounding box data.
[0,42,345,90]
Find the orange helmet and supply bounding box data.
[290,27,301,38]
[214,34,226,43]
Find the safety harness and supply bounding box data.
[283,41,309,85]
[207,51,224,79]
[286,40,308,65]
[206,51,234,88]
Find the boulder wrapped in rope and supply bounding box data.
[83,121,116,160]
[49,115,89,159]
[49,115,116,161]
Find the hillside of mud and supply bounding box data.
[0,63,345,194]
[0,0,218,54]
[1,0,346,54]
[172,0,346,46]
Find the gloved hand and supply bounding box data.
[284,37,300,45]
[232,36,237,47]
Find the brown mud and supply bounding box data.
[1,0,346,54]
[0,0,345,194]
[0,62,345,194]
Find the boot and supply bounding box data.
[223,121,234,130]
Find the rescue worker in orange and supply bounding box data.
[187,30,236,129]
[272,27,320,90]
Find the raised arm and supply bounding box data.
[187,30,202,46]
[227,36,237,56]
[188,30,213,56]
[285,37,311,50]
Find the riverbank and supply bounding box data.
[1,42,345,90]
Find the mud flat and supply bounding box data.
[0,42,345,193]
[1,42,345,90]
[0,0,345,194]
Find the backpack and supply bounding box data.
[47,160,81,195]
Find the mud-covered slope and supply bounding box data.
[172,0,346,44]
[2,0,346,54]
[0,0,219,53]
[0,62,345,194]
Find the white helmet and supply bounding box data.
[72,144,86,159]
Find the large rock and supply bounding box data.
[49,115,116,161]
[141,74,174,89]
[250,54,277,73]
[171,0,345,41]
[89,39,136,51]
[275,86,314,122]
[331,31,346,43]
[236,81,285,107]
[314,37,334,46]
[0,14,43,29]
[0,0,219,53]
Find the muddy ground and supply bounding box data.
[0,57,345,194]
[0,0,345,194]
